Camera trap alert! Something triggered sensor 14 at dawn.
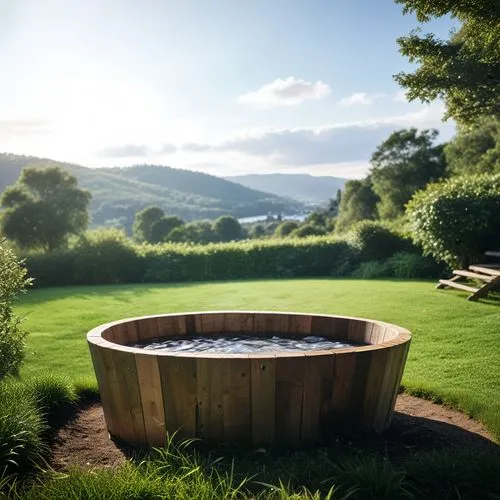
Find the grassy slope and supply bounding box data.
[15,279,500,439]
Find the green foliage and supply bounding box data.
[0,379,47,475]
[445,117,500,175]
[387,252,443,279]
[323,455,411,499]
[249,224,266,239]
[0,245,32,379]
[347,221,414,261]
[132,206,165,242]
[274,221,299,238]
[370,128,447,219]
[394,0,500,124]
[150,216,184,244]
[406,174,500,267]
[1,166,91,251]
[72,229,144,284]
[351,261,392,279]
[351,252,443,279]
[24,237,356,287]
[25,374,78,422]
[20,436,249,500]
[212,216,243,242]
[405,449,500,499]
[335,178,379,233]
[167,221,217,244]
[289,224,327,238]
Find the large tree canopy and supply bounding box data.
[335,178,379,233]
[370,128,447,219]
[1,166,91,251]
[212,216,243,242]
[394,0,500,124]
[132,206,165,243]
[445,117,500,175]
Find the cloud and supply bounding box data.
[338,92,384,107]
[0,119,52,137]
[161,143,178,154]
[182,142,212,153]
[98,144,150,158]
[180,105,450,166]
[237,77,331,108]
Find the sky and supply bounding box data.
[1,0,458,179]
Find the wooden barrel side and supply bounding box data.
[88,313,411,446]
[87,341,147,445]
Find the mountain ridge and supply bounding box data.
[226,173,346,204]
[0,154,304,232]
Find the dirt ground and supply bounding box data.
[49,395,498,471]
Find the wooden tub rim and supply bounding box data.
[86,311,411,359]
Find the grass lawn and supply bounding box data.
[16,278,500,440]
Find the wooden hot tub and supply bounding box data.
[87,311,411,447]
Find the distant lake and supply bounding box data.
[238,213,307,224]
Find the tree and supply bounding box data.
[212,216,242,242]
[370,128,447,219]
[1,166,91,251]
[335,178,379,233]
[150,216,184,244]
[406,174,500,267]
[274,221,299,238]
[0,243,32,378]
[394,0,500,124]
[185,221,217,244]
[132,206,165,243]
[249,224,266,239]
[445,117,500,175]
[306,212,328,227]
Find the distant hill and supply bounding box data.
[0,154,304,232]
[226,173,346,204]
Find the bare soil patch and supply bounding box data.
[49,395,498,471]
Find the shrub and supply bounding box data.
[347,220,414,261]
[25,374,78,422]
[407,173,500,267]
[0,244,32,378]
[274,221,299,237]
[289,224,327,238]
[0,379,47,475]
[351,260,392,279]
[72,229,144,284]
[387,252,444,279]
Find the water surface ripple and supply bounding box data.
[133,334,362,354]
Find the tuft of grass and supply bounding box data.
[405,449,500,499]
[322,455,413,499]
[0,379,47,476]
[24,374,78,422]
[18,435,251,500]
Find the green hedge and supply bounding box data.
[23,228,441,288]
[24,237,356,287]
